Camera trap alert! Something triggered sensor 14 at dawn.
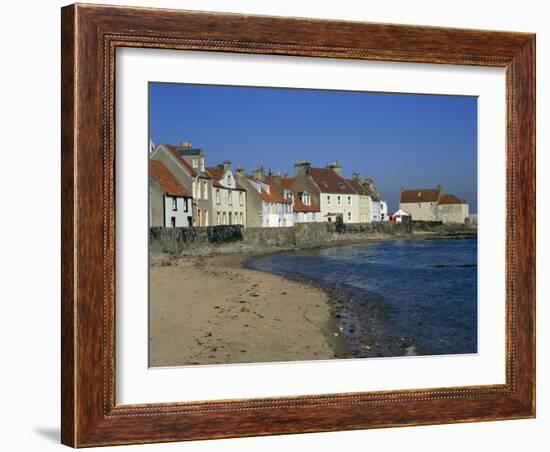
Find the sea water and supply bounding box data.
[246,237,477,358]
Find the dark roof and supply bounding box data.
[439,194,466,205]
[150,160,190,197]
[163,144,211,179]
[400,188,442,203]
[309,168,357,194]
[346,178,370,196]
[177,147,202,156]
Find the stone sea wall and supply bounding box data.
[150,221,421,255]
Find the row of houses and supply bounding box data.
[149,141,388,228]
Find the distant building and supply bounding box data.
[149,160,193,227]
[207,161,247,226]
[150,141,214,226]
[235,167,293,227]
[399,186,469,224]
[390,209,410,222]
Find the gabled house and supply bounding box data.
[235,167,293,227]
[150,141,214,226]
[207,161,247,226]
[289,160,359,223]
[149,160,193,227]
[399,186,469,224]
[268,175,322,223]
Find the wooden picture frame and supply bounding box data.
[61,3,535,447]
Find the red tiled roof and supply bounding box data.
[280,177,294,189]
[400,188,442,203]
[439,194,466,205]
[150,160,190,197]
[259,177,291,204]
[293,195,320,212]
[309,168,357,194]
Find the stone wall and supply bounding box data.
[150,221,418,255]
[149,225,244,254]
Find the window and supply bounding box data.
[216,189,220,204]
[337,195,341,206]
[192,159,198,168]
[337,182,346,189]
[299,191,310,206]
[240,212,244,225]
[200,158,205,172]
[239,191,244,206]
[197,209,201,226]
[172,197,177,211]
[228,190,232,206]
[229,212,232,225]
[183,198,188,212]
[327,195,331,206]
[223,212,227,225]
[202,181,208,200]
[347,196,351,205]
[170,216,176,227]
[217,212,221,225]
[204,209,208,226]
[348,212,352,222]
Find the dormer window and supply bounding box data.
[192,159,198,168]
[337,182,346,189]
[298,191,311,206]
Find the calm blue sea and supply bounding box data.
[246,238,478,357]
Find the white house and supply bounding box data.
[149,160,193,227]
[391,209,410,222]
[207,161,247,226]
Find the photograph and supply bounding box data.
[148,83,478,367]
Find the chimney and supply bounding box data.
[235,165,245,179]
[294,160,311,177]
[222,160,231,172]
[252,166,265,182]
[178,140,192,149]
[326,161,343,176]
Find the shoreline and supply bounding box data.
[149,232,477,366]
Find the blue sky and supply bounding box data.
[149,83,477,213]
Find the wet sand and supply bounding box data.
[149,253,346,366]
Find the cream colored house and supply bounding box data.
[346,175,372,223]
[207,161,247,226]
[399,186,469,224]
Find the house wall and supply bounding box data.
[400,201,439,221]
[294,211,322,223]
[358,195,372,223]
[319,193,359,223]
[213,187,247,226]
[149,179,165,227]
[439,203,469,224]
[191,177,213,226]
[262,202,294,227]
[235,176,263,227]
[163,196,193,227]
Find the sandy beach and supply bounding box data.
[149,253,345,366]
